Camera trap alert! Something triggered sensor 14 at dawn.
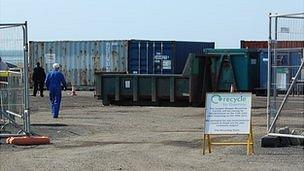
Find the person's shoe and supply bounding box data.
[40,94,44,97]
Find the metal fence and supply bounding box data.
[267,13,304,139]
[0,22,30,137]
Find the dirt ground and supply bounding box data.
[0,91,303,171]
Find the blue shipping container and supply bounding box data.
[259,48,302,90]
[128,40,214,74]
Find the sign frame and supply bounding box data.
[202,92,254,155]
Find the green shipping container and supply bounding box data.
[203,49,258,92]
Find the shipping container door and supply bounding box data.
[152,41,173,74]
[139,41,149,74]
[128,40,173,74]
[128,40,143,74]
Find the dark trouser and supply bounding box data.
[49,90,62,118]
[33,81,44,96]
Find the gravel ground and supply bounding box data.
[0,91,303,171]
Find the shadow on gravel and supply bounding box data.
[153,130,202,133]
[252,106,266,109]
[60,116,105,119]
[55,139,203,149]
[55,141,147,149]
[254,123,303,128]
[31,123,68,127]
[160,139,201,149]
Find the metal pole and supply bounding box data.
[270,12,304,18]
[0,23,25,26]
[0,133,26,138]
[266,13,272,130]
[268,133,304,139]
[270,16,278,133]
[22,21,30,133]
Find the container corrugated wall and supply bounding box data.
[128,40,214,74]
[29,41,128,89]
[175,41,214,74]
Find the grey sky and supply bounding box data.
[1,0,303,47]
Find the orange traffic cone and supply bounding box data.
[69,86,77,96]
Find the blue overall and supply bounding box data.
[45,70,67,118]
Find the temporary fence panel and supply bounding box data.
[128,40,214,74]
[29,41,128,89]
[0,22,30,137]
[267,13,304,140]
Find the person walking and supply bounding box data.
[45,63,67,118]
[32,62,46,97]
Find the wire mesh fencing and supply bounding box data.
[267,13,304,140]
[0,22,30,137]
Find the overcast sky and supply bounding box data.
[1,0,303,48]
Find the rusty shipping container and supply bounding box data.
[241,40,304,49]
[29,41,128,89]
